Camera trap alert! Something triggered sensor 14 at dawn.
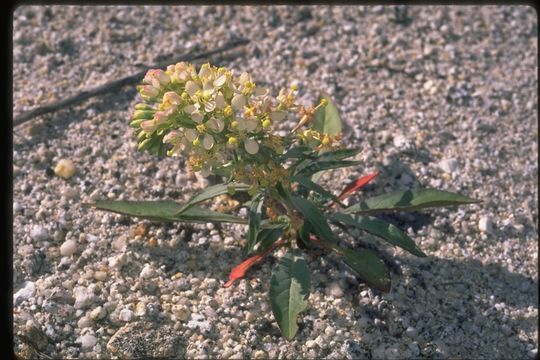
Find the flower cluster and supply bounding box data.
[131,62,335,193]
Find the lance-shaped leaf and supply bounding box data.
[224,238,284,288]
[338,247,391,292]
[244,194,265,256]
[316,148,361,162]
[296,160,362,178]
[291,175,345,207]
[313,93,342,136]
[84,200,247,224]
[344,189,481,214]
[176,183,249,214]
[328,213,426,257]
[269,248,311,341]
[290,196,335,243]
[336,172,379,201]
[281,145,316,160]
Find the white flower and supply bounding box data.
[199,64,211,79]
[163,130,182,144]
[185,129,198,142]
[185,81,200,97]
[184,104,197,114]
[144,69,170,88]
[163,91,182,106]
[215,92,226,109]
[204,100,216,113]
[245,117,258,132]
[213,75,227,88]
[206,117,225,133]
[231,94,246,110]
[270,111,287,122]
[201,163,212,177]
[244,138,259,155]
[191,111,204,123]
[202,134,215,150]
[253,87,268,96]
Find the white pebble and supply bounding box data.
[326,282,344,298]
[77,316,93,329]
[119,309,134,322]
[54,159,77,179]
[93,271,107,281]
[404,326,418,339]
[14,281,35,305]
[60,239,77,256]
[478,216,494,234]
[438,158,458,173]
[90,306,107,320]
[140,264,156,279]
[30,225,48,241]
[78,334,97,349]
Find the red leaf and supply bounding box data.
[336,171,379,201]
[223,239,284,288]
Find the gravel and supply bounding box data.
[13,5,538,359]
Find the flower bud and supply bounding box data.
[139,85,159,98]
[138,138,152,150]
[185,81,199,97]
[262,119,272,128]
[129,119,144,128]
[228,136,238,146]
[135,103,154,110]
[140,120,157,133]
[185,129,198,142]
[132,110,155,120]
[223,106,233,117]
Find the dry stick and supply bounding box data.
[13,38,250,127]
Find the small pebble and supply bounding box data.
[77,316,93,329]
[54,159,77,179]
[78,334,97,350]
[14,281,36,305]
[478,216,494,234]
[30,225,48,241]
[118,309,134,322]
[438,158,458,173]
[60,239,77,256]
[140,264,155,279]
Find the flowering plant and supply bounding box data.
[86,62,479,340]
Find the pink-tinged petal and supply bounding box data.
[163,91,182,106]
[140,120,156,133]
[140,85,159,98]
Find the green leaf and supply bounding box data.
[344,188,481,214]
[244,194,265,256]
[329,213,426,257]
[290,196,335,243]
[291,175,344,206]
[339,247,391,292]
[296,160,362,178]
[281,145,315,160]
[176,183,249,214]
[84,200,247,224]
[253,227,285,254]
[316,148,361,162]
[313,93,342,136]
[269,248,311,341]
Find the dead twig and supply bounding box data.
[13,38,250,127]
